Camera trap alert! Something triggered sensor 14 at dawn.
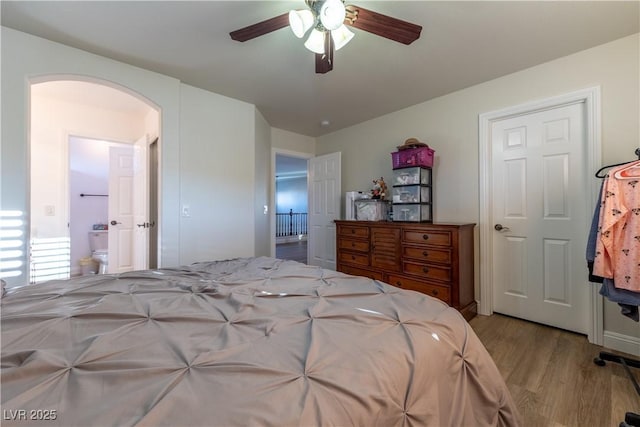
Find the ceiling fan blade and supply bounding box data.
[230,13,290,42]
[344,4,422,45]
[315,32,334,74]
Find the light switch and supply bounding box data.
[182,205,190,217]
[44,205,55,216]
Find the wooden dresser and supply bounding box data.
[335,220,476,320]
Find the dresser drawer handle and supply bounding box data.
[351,255,356,260]
[351,242,356,247]
[422,234,429,240]
[395,281,403,288]
[422,251,429,257]
[431,289,439,296]
[351,229,356,234]
[422,267,430,274]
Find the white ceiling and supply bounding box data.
[2,1,638,137]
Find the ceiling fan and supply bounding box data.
[229,0,422,74]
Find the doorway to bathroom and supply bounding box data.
[29,79,160,283]
[69,136,133,276]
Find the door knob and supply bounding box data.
[110,220,121,226]
[494,224,510,232]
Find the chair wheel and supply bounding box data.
[625,412,640,427]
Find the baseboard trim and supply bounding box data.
[603,330,640,357]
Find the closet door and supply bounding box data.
[491,101,590,334]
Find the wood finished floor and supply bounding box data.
[276,240,307,264]
[469,313,640,427]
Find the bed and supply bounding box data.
[1,257,520,426]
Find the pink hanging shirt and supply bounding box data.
[593,161,640,291]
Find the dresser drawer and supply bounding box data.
[403,229,451,247]
[338,265,384,281]
[402,246,451,264]
[338,237,370,252]
[338,224,369,238]
[335,220,477,320]
[339,251,369,267]
[403,260,452,282]
[387,274,451,303]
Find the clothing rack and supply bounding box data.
[80,193,108,197]
[592,147,640,427]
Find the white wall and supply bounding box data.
[271,128,315,155]
[144,108,160,143]
[316,33,640,342]
[178,83,256,263]
[255,109,272,257]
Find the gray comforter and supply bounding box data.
[1,257,520,426]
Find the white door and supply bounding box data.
[108,146,134,273]
[308,152,341,269]
[492,102,590,334]
[132,135,148,270]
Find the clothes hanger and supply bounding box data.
[613,159,640,179]
[595,162,631,178]
[594,147,640,178]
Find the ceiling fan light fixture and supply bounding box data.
[229,1,422,74]
[319,0,346,31]
[331,24,354,51]
[304,28,326,54]
[289,9,315,38]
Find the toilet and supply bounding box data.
[88,231,108,274]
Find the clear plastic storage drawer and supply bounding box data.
[392,203,432,222]
[392,185,430,203]
[391,167,431,186]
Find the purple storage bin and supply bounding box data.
[391,146,435,169]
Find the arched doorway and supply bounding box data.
[29,77,160,283]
